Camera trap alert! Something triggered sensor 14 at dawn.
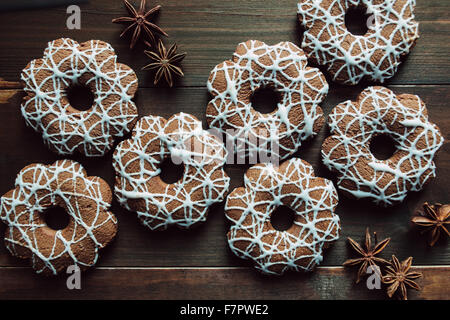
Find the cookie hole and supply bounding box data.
[345,5,371,36]
[251,86,280,114]
[370,134,398,160]
[160,157,184,184]
[42,206,70,231]
[66,83,95,111]
[270,205,296,231]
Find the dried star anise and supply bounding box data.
[382,255,422,300]
[112,0,168,49]
[142,39,186,87]
[343,228,391,283]
[412,202,450,246]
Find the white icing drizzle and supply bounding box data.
[21,38,138,157]
[0,160,117,275]
[298,0,419,85]
[113,112,230,230]
[321,86,443,206]
[226,158,340,275]
[207,40,328,161]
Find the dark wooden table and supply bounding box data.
[0,0,448,300]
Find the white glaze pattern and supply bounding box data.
[298,0,419,85]
[321,86,443,207]
[207,40,328,162]
[225,158,340,275]
[21,38,138,157]
[0,160,117,275]
[113,112,230,230]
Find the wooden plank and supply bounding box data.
[0,79,20,89]
[0,89,18,104]
[0,84,448,268]
[0,0,448,301]
[0,266,447,300]
[0,1,449,86]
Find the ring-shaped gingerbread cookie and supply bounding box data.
[113,112,230,231]
[0,160,117,275]
[298,0,419,85]
[21,38,138,157]
[321,87,443,207]
[226,158,341,275]
[207,40,328,161]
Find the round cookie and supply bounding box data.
[225,158,340,275]
[21,38,138,157]
[207,40,328,162]
[321,86,443,206]
[113,112,230,231]
[297,0,419,85]
[0,160,117,275]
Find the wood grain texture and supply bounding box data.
[0,0,448,300]
[0,266,447,300]
[0,1,449,86]
[0,85,448,268]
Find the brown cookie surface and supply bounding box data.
[0,160,117,276]
[298,0,419,85]
[207,40,328,162]
[226,158,340,275]
[321,86,443,206]
[113,112,230,231]
[21,38,138,157]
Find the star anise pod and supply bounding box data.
[382,255,422,300]
[112,0,168,49]
[142,39,186,87]
[343,228,391,283]
[412,202,450,246]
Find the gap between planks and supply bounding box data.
[0,265,449,270]
[2,83,450,90]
